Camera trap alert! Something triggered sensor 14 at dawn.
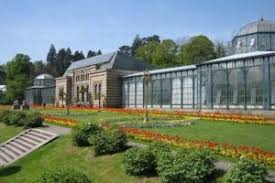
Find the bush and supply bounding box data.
[148,142,171,160]
[0,110,11,124]
[123,147,157,176]
[24,112,43,128]
[37,167,91,183]
[157,150,216,183]
[92,129,127,155]
[72,123,101,146]
[0,110,43,128]
[226,159,268,183]
[9,111,27,126]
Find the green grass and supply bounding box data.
[38,109,275,152]
[0,123,23,144]
[147,120,275,152]
[0,134,160,183]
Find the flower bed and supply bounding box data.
[101,124,275,166]
[41,113,275,166]
[119,121,192,128]
[34,106,275,125]
[43,115,79,127]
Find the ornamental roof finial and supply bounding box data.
[261,15,264,21]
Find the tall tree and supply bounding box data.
[6,54,33,102]
[0,65,6,85]
[214,41,226,58]
[87,50,96,58]
[64,48,73,70]
[55,48,67,75]
[73,51,85,61]
[131,35,143,56]
[178,35,215,65]
[96,49,102,55]
[33,60,47,77]
[119,45,131,55]
[46,44,56,65]
[135,39,178,68]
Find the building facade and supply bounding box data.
[55,51,153,107]
[25,74,56,105]
[122,19,275,113]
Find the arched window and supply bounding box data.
[162,79,171,107]
[152,80,161,107]
[136,82,143,107]
[212,70,227,108]
[246,66,263,107]
[172,78,181,107]
[182,76,193,105]
[129,82,135,107]
[228,69,245,107]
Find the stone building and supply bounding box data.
[55,51,153,107]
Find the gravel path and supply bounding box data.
[37,124,71,136]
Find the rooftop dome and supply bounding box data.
[237,18,275,37]
[35,74,54,80]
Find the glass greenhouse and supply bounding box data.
[122,19,275,111]
[25,74,55,105]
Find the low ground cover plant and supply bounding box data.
[36,167,91,183]
[226,159,268,183]
[72,123,101,146]
[0,110,43,128]
[91,128,127,155]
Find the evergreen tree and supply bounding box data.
[214,41,226,58]
[96,49,102,55]
[64,48,73,70]
[73,51,85,61]
[131,35,143,56]
[46,44,56,65]
[33,60,47,77]
[55,48,67,75]
[119,45,132,55]
[87,50,96,58]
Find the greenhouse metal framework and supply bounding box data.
[122,19,275,111]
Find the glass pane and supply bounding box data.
[136,82,143,106]
[172,78,181,105]
[129,83,135,106]
[212,70,227,106]
[228,69,245,105]
[152,80,161,106]
[162,79,171,106]
[246,66,263,105]
[182,76,193,105]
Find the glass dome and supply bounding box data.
[232,18,275,54]
[33,74,55,86]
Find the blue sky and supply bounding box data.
[0,0,275,64]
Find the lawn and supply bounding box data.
[38,108,275,153]
[0,133,160,183]
[1,108,273,182]
[0,123,23,144]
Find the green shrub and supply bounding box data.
[24,112,43,128]
[36,167,91,183]
[226,159,267,183]
[72,123,101,146]
[157,150,216,183]
[0,110,11,124]
[148,142,171,160]
[123,147,157,176]
[9,111,27,126]
[92,129,127,155]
